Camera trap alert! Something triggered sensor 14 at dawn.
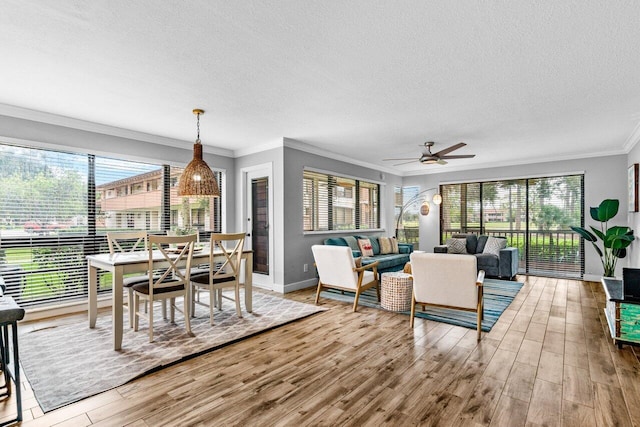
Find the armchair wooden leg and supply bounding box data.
[410,295,416,328]
[476,308,482,341]
[353,288,362,312]
[314,282,324,305]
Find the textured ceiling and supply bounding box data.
[1,1,639,174]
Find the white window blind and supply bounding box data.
[303,170,379,232]
[0,142,225,307]
[440,174,584,278]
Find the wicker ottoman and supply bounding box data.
[381,272,413,312]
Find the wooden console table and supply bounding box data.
[602,277,640,348]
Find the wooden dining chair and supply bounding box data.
[190,232,246,325]
[106,231,151,328]
[132,234,196,342]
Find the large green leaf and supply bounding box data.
[571,226,597,242]
[613,248,627,259]
[595,199,619,222]
[589,226,606,241]
[590,207,600,221]
[605,226,635,249]
[591,242,603,257]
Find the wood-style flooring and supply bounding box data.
[1,276,639,426]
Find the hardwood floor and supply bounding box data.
[2,276,639,426]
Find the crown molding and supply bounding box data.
[0,103,234,157]
[623,120,640,153]
[402,148,627,176]
[282,138,400,176]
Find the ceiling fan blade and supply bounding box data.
[433,142,466,157]
[439,154,476,159]
[393,160,418,166]
[383,157,417,161]
[437,159,448,165]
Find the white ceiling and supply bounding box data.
[1,1,640,175]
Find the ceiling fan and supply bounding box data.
[383,141,475,166]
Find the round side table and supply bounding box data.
[381,272,413,312]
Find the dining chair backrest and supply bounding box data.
[107,231,148,255]
[147,234,197,295]
[208,232,246,283]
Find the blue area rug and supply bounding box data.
[321,278,523,331]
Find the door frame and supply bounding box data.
[241,163,274,288]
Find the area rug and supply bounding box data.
[321,278,523,331]
[19,290,326,413]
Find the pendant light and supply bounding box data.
[177,109,220,197]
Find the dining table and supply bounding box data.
[87,247,253,350]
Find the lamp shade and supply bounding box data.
[177,143,220,197]
[420,200,430,216]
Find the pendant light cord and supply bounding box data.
[196,112,201,143]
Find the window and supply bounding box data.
[440,174,584,278]
[303,170,380,231]
[0,142,224,307]
[395,186,421,247]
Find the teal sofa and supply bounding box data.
[323,235,413,273]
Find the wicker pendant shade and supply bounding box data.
[177,109,220,198]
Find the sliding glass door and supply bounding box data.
[440,174,584,278]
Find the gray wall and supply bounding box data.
[0,114,236,231]
[282,143,402,292]
[403,155,628,279]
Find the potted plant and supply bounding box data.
[571,199,634,277]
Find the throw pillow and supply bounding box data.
[358,238,374,257]
[390,236,399,254]
[446,238,468,254]
[379,236,393,254]
[483,236,507,256]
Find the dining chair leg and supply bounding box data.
[184,295,193,337]
[234,284,242,318]
[217,289,223,310]
[170,298,176,324]
[148,299,154,342]
[161,300,167,320]
[209,287,214,325]
[127,289,135,328]
[133,294,140,332]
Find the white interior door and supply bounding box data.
[242,164,274,288]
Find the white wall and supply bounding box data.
[402,155,628,279]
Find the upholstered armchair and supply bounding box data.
[311,245,380,312]
[409,252,485,340]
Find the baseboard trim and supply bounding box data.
[284,278,318,294]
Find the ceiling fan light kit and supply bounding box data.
[383,141,476,166]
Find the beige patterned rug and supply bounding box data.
[19,290,325,412]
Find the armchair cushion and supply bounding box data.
[358,238,374,257]
[446,238,468,254]
[483,236,507,255]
